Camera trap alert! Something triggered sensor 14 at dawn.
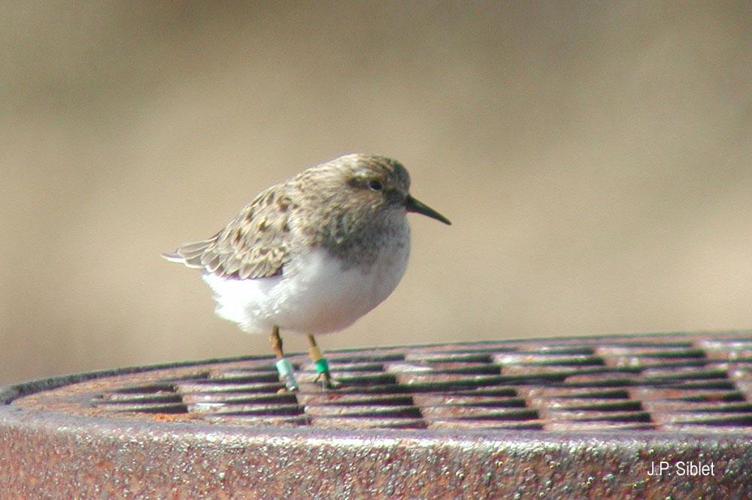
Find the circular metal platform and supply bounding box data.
[2,331,751,497]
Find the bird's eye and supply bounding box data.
[368,180,383,191]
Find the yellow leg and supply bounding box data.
[308,335,336,390]
[270,326,284,358]
[271,326,298,391]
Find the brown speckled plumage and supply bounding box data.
[165,154,417,279]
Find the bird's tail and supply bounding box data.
[161,251,186,263]
[162,233,219,269]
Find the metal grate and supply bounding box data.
[4,331,752,498]
[11,333,752,432]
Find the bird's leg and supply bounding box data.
[308,334,337,390]
[271,326,298,392]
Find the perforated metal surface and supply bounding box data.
[9,333,752,432]
[2,332,752,498]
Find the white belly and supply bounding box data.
[202,231,410,335]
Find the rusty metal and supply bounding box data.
[2,331,752,498]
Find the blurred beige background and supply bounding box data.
[2,1,751,384]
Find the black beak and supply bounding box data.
[405,195,451,225]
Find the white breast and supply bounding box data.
[202,223,411,335]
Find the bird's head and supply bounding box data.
[331,154,451,226]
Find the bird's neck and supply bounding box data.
[318,210,408,270]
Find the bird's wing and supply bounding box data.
[163,185,296,279]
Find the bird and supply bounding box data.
[163,154,451,391]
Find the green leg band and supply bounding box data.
[314,358,330,375]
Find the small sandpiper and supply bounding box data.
[164,154,451,391]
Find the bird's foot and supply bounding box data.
[314,372,341,391]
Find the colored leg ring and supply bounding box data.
[275,358,299,390]
[314,358,330,375]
